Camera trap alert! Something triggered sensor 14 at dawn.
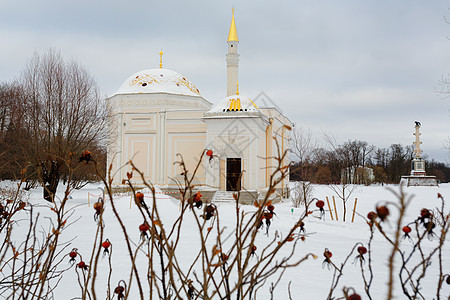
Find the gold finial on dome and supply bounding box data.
[236,81,239,95]
[227,8,239,42]
[159,50,163,68]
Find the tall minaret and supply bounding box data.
[226,8,239,96]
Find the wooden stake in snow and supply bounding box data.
[326,196,334,220]
[332,196,338,221]
[351,198,358,223]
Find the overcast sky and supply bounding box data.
[1,0,449,162]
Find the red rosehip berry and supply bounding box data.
[322,248,333,268]
[77,261,87,269]
[263,212,273,220]
[136,192,144,202]
[102,240,111,249]
[205,205,215,214]
[114,286,124,294]
[17,201,26,210]
[402,226,412,233]
[93,201,103,212]
[376,206,389,221]
[357,246,367,255]
[193,192,202,202]
[420,208,431,218]
[347,294,361,300]
[316,200,325,209]
[206,150,213,157]
[324,249,332,259]
[69,250,78,259]
[367,211,377,221]
[139,223,150,232]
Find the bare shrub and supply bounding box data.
[0,163,85,298]
[290,181,314,208]
[325,187,449,300]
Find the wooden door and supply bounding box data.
[226,158,241,191]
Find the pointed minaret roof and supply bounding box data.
[159,50,163,68]
[227,8,239,42]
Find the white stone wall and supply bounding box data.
[204,116,268,191]
[106,92,211,186]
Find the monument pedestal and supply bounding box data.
[400,175,438,187]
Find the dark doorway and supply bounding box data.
[226,158,241,191]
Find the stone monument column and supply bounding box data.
[401,121,437,186]
[411,121,425,176]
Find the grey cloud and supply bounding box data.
[0,0,449,161]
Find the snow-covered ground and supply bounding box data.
[3,182,450,299]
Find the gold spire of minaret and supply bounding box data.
[236,81,239,95]
[159,50,163,68]
[227,8,239,42]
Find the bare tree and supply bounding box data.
[322,133,358,221]
[290,127,317,207]
[386,144,414,183]
[15,49,108,201]
[291,127,317,165]
[0,83,28,179]
[373,147,390,170]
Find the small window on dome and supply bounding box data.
[142,83,147,87]
[231,45,233,47]
[223,109,226,112]
[160,74,163,77]
[245,109,247,111]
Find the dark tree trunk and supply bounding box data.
[41,160,61,202]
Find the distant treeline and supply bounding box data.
[290,139,450,184]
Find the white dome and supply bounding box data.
[209,94,259,113]
[113,68,201,97]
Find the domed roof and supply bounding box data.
[209,94,259,113]
[113,68,201,97]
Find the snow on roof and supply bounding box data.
[113,68,201,97]
[209,94,259,113]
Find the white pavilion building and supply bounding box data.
[106,10,292,202]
